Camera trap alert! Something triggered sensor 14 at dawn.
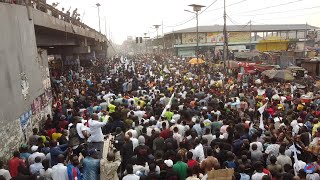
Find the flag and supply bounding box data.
[163,66,170,74]
[290,143,300,176]
[258,102,267,130]
[161,93,175,118]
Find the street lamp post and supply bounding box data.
[186,4,205,62]
[144,33,150,54]
[153,25,161,54]
[96,3,101,32]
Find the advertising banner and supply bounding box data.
[182,33,206,44]
[207,32,224,43]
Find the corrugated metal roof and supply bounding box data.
[172,24,318,34]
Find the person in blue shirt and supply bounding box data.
[67,155,81,180]
[50,140,68,166]
[82,149,100,180]
[19,144,31,162]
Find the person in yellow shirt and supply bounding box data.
[312,118,320,136]
[137,99,145,108]
[108,103,116,114]
[52,128,63,141]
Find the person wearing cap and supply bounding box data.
[19,144,31,162]
[304,164,320,180]
[163,159,178,179]
[28,146,46,165]
[82,149,100,180]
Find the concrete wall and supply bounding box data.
[0,3,51,158]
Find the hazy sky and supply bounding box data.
[48,0,320,44]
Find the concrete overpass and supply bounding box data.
[0,2,115,159]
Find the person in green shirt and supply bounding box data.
[173,154,188,180]
[164,110,174,120]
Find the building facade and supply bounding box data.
[151,24,318,57]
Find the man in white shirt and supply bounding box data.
[249,134,264,152]
[251,161,267,180]
[52,154,68,180]
[88,114,107,159]
[28,146,46,165]
[0,160,11,180]
[30,157,44,175]
[190,138,205,162]
[172,127,183,145]
[128,132,139,151]
[276,146,292,171]
[123,164,140,180]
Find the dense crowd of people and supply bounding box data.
[2,55,320,180]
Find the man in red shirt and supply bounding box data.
[8,151,25,177]
[187,151,198,168]
[160,122,170,140]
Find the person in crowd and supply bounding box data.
[0,160,11,180]
[67,155,81,180]
[39,159,52,180]
[13,55,320,180]
[29,157,43,176]
[173,154,188,180]
[122,164,140,180]
[100,148,121,180]
[82,149,100,180]
[51,154,68,180]
[8,151,25,178]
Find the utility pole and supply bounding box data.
[249,20,252,52]
[162,20,165,55]
[153,25,161,54]
[96,3,101,32]
[304,22,308,57]
[144,32,150,54]
[104,16,107,36]
[223,0,228,73]
[185,4,205,63]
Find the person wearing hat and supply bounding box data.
[163,159,178,179]
[19,144,31,162]
[82,149,100,180]
[28,146,46,165]
[304,164,320,180]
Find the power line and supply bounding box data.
[253,11,320,21]
[231,5,320,16]
[226,14,241,25]
[164,0,218,28]
[206,0,249,12]
[236,0,305,14]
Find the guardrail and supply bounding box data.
[1,0,100,34]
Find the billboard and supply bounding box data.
[207,32,224,43]
[229,32,251,42]
[182,33,206,44]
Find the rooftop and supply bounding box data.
[172,24,319,34]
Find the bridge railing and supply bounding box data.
[1,0,99,34]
